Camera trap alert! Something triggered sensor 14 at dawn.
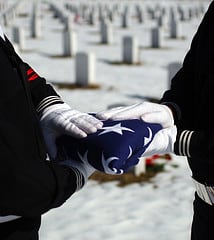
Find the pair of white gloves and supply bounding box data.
[40,101,177,180]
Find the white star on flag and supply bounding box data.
[98,123,134,136]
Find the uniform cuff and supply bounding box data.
[174,130,194,157]
[37,96,64,116]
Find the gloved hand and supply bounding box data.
[54,144,96,190]
[96,102,174,128]
[40,103,103,159]
[142,125,177,157]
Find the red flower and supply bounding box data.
[146,158,154,166]
[151,154,160,160]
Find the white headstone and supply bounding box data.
[75,52,96,86]
[151,27,163,48]
[12,26,25,51]
[122,36,139,64]
[31,13,42,38]
[101,21,113,44]
[169,19,182,39]
[64,15,73,31]
[31,2,42,38]
[134,157,146,176]
[63,30,77,57]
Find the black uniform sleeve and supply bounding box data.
[0,35,86,218]
[159,1,214,159]
[173,129,210,158]
[23,62,64,115]
[161,1,214,128]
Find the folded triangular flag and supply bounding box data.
[56,118,162,175]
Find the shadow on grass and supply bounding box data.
[98,58,144,66]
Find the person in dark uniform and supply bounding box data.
[96,1,214,239]
[0,25,103,239]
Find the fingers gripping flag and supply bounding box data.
[55,119,162,175]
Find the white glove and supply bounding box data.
[96,102,174,128]
[142,125,177,157]
[55,145,96,188]
[40,103,103,159]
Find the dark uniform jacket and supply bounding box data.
[160,1,214,184]
[0,36,84,218]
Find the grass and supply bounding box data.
[89,163,166,187]
[53,82,101,90]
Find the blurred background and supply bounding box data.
[0,0,211,239]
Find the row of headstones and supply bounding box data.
[0,0,8,11]
[6,1,77,58]
[79,5,203,42]
[99,18,182,46]
[0,0,23,27]
[54,0,207,30]
[7,0,182,80]
[11,0,188,58]
[65,1,205,27]
[50,48,181,88]
[11,4,185,55]
[4,1,182,64]
[10,24,183,87]
[12,15,176,63]
[56,50,181,88]
[11,1,43,51]
[49,1,74,29]
[11,23,77,57]
[8,0,72,48]
[44,2,190,56]
[47,1,205,50]
[64,24,182,56]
